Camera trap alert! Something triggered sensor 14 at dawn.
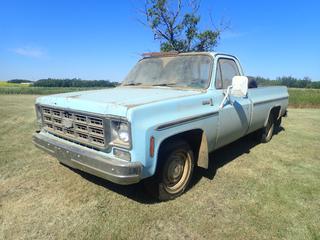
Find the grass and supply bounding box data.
[0,82,31,87]
[288,88,320,108]
[0,81,110,94]
[0,86,103,95]
[0,95,319,239]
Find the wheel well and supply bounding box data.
[158,129,203,166]
[269,106,281,122]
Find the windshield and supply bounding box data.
[122,55,212,89]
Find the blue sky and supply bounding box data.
[0,0,319,81]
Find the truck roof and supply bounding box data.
[141,51,237,59]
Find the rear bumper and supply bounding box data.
[32,132,142,185]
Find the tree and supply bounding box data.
[141,0,225,52]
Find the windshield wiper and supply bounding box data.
[152,83,177,87]
[123,82,142,86]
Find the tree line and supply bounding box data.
[7,76,319,89]
[8,79,33,84]
[8,78,119,88]
[252,76,320,89]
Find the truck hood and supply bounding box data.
[36,87,202,117]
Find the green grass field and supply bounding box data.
[0,95,319,239]
[0,81,109,94]
[0,86,102,95]
[288,88,320,108]
[0,82,31,87]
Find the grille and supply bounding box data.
[41,107,107,149]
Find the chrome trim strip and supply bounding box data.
[156,111,219,131]
[253,96,289,106]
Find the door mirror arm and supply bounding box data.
[219,85,233,109]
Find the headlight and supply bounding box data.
[110,120,131,148]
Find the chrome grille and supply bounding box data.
[41,107,106,149]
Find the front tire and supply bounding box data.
[144,140,194,201]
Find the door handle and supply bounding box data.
[202,99,213,106]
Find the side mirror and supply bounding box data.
[231,76,248,97]
[219,76,249,109]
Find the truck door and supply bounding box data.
[214,57,251,149]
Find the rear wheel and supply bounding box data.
[275,117,282,130]
[144,140,194,201]
[261,114,275,143]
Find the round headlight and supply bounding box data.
[118,123,129,142]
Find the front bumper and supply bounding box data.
[32,132,142,185]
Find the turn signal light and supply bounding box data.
[150,136,155,158]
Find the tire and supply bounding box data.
[144,140,195,201]
[261,114,275,143]
[275,117,282,130]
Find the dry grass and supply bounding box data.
[0,95,319,240]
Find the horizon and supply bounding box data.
[1,74,318,83]
[1,0,319,82]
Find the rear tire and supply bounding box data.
[144,140,194,201]
[275,117,282,130]
[261,114,275,143]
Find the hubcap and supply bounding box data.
[167,158,184,183]
[163,150,192,194]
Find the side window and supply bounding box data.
[217,59,240,89]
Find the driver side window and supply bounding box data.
[215,58,240,89]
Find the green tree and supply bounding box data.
[142,0,224,52]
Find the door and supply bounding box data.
[214,58,251,149]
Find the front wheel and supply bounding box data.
[144,140,194,201]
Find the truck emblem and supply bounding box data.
[62,118,73,129]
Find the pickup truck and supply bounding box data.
[33,52,288,201]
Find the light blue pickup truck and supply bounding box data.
[33,52,288,200]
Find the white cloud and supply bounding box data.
[11,47,45,58]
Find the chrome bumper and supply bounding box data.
[32,132,142,185]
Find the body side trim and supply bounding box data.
[253,96,289,106]
[156,111,219,131]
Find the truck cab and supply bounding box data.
[33,52,288,200]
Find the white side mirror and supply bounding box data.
[231,76,248,97]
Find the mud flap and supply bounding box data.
[197,133,209,169]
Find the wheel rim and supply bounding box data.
[163,150,192,194]
[266,121,274,140]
